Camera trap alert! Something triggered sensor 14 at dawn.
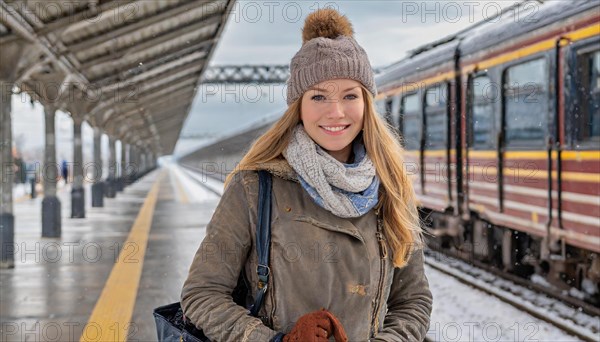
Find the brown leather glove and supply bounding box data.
[283,309,348,342]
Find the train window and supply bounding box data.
[400,93,421,150]
[469,75,495,149]
[575,49,600,144]
[503,59,548,147]
[424,83,448,149]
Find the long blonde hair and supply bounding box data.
[226,87,423,267]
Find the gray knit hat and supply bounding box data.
[286,9,377,105]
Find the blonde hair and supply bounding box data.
[226,88,423,267]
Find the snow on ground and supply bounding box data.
[425,265,580,342]
[168,164,221,202]
[178,166,225,196]
[426,253,599,337]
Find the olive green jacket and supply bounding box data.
[181,161,432,341]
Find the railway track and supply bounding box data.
[425,244,600,317]
[424,250,600,342]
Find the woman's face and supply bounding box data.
[300,79,365,163]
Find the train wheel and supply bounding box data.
[472,219,492,262]
[502,229,514,272]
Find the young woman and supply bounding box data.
[182,8,432,342]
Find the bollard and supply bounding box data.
[92,182,104,207]
[104,178,116,198]
[116,177,124,192]
[0,213,15,268]
[71,187,85,218]
[42,196,61,238]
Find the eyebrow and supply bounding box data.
[308,86,360,92]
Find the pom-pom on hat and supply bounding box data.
[286,8,376,105]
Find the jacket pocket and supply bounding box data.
[293,215,364,243]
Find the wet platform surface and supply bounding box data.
[1,166,220,341]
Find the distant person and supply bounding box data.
[61,159,68,183]
[181,9,432,341]
[13,156,26,184]
[11,148,26,184]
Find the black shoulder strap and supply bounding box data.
[249,170,272,317]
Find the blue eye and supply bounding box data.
[311,95,325,101]
[345,94,358,100]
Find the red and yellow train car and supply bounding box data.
[376,0,599,300]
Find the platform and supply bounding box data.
[0,166,221,342]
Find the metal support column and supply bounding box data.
[122,143,129,187]
[42,105,61,237]
[130,146,138,182]
[71,118,85,218]
[91,127,103,207]
[116,140,125,192]
[135,147,141,181]
[104,136,116,198]
[0,42,24,268]
[0,80,14,268]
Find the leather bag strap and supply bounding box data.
[250,170,272,317]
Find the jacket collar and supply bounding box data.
[259,158,298,182]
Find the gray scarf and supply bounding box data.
[283,125,379,218]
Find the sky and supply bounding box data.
[211,0,522,66]
[10,0,522,159]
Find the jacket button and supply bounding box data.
[285,206,292,212]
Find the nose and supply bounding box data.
[325,100,345,119]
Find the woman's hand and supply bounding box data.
[283,309,348,342]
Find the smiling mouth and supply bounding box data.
[320,125,350,132]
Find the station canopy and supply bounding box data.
[0,0,234,155]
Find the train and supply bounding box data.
[374,0,599,302]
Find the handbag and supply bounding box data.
[153,170,273,341]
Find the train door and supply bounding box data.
[500,57,551,237]
[466,72,501,261]
[466,73,499,208]
[399,93,423,194]
[561,38,600,259]
[423,83,450,209]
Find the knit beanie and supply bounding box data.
[286,9,377,105]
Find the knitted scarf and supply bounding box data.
[283,125,379,218]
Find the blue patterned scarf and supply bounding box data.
[283,125,379,218]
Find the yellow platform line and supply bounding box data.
[80,171,165,342]
[14,194,31,203]
[171,168,190,204]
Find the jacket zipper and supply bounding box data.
[370,210,388,338]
